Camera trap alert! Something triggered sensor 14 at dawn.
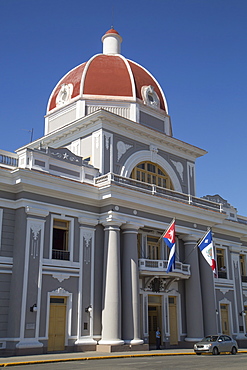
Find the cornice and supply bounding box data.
[16,110,206,160]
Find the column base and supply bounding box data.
[75,337,97,351]
[124,339,144,345]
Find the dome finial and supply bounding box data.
[102,28,122,55]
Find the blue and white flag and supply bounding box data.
[198,229,217,277]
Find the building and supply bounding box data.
[1,28,247,355]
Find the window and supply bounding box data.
[52,218,71,260]
[130,161,173,190]
[240,254,247,282]
[217,248,227,278]
[147,236,160,260]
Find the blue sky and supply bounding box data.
[0,0,247,215]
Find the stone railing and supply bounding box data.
[139,258,190,276]
[95,173,223,213]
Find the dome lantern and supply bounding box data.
[101,28,122,55]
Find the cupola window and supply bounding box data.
[130,161,173,190]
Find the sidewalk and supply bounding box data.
[1,348,247,367]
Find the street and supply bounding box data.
[5,353,247,370]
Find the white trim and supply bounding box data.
[218,298,234,335]
[126,59,169,114]
[46,288,73,345]
[120,150,182,192]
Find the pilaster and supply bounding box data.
[16,207,49,350]
[75,216,98,348]
[181,234,204,341]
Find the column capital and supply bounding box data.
[100,211,124,228]
[121,222,144,232]
[179,233,200,244]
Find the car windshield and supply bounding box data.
[203,336,218,342]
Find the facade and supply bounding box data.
[1,28,247,355]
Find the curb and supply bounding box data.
[0,352,195,367]
[1,350,247,367]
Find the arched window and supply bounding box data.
[130,161,174,190]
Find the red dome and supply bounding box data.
[105,28,120,35]
[47,29,168,114]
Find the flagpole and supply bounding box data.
[195,227,211,248]
[157,218,175,243]
[182,228,211,264]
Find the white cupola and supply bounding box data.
[101,28,122,55]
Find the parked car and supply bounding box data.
[194,335,238,355]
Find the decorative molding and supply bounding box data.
[30,223,42,259]
[104,132,111,150]
[50,150,80,163]
[50,287,70,295]
[52,273,70,283]
[219,287,230,295]
[117,141,132,162]
[30,223,41,240]
[150,144,158,163]
[83,232,92,264]
[171,160,184,181]
[56,83,73,107]
[95,133,101,150]
[188,163,194,178]
[141,85,160,108]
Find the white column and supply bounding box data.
[121,223,143,345]
[99,214,124,345]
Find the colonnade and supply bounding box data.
[98,213,218,346]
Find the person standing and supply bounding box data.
[156,327,161,349]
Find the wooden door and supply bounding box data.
[220,304,229,335]
[169,296,178,345]
[48,297,67,351]
[148,306,158,344]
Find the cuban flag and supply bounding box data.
[163,219,176,273]
[198,229,217,277]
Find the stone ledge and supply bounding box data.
[97,343,149,353]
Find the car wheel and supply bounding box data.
[212,347,219,355]
[231,346,237,355]
[196,353,201,355]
